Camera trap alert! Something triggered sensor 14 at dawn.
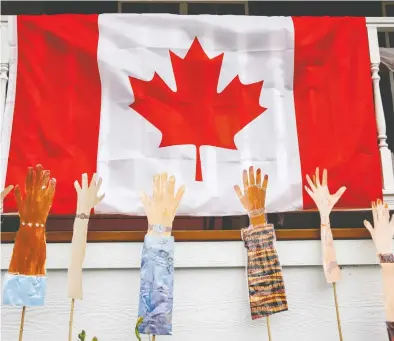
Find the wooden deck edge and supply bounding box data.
[1,228,371,243]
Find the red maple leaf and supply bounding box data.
[129,37,266,181]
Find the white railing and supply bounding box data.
[1,16,394,206]
[367,17,394,206]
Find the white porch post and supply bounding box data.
[0,16,9,128]
[0,15,16,190]
[367,26,394,205]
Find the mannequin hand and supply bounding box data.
[304,167,346,219]
[140,172,185,229]
[364,199,394,255]
[234,166,268,226]
[74,173,105,216]
[14,164,56,226]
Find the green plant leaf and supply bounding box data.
[78,330,86,341]
[135,317,144,341]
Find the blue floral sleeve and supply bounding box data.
[137,235,174,335]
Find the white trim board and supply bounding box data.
[1,240,389,270]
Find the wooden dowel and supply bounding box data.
[18,306,26,341]
[68,298,75,341]
[267,316,272,341]
[332,282,344,341]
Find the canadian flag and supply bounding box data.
[2,14,382,215]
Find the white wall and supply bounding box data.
[0,241,390,341]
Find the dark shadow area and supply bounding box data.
[121,2,180,14]
[1,210,391,232]
[0,1,384,16]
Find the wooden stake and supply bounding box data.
[332,282,343,341]
[152,335,156,341]
[18,306,26,341]
[68,299,75,341]
[266,316,272,341]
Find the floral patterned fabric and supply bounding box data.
[137,235,174,335]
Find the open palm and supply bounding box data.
[304,167,346,216]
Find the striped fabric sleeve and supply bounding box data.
[241,224,288,320]
[387,321,394,341]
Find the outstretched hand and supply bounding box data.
[14,164,56,226]
[364,199,394,255]
[140,172,185,229]
[304,167,346,217]
[234,166,268,226]
[74,173,105,216]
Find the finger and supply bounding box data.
[34,164,44,197]
[363,220,374,234]
[40,171,50,192]
[25,167,34,195]
[152,174,160,201]
[322,169,327,187]
[95,193,105,205]
[14,185,23,210]
[74,180,82,193]
[90,173,98,187]
[304,185,313,198]
[315,167,321,187]
[372,201,378,224]
[96,177,103,193]
[44,178,56,208]
[333,186,346,203]
[256,168,262,187]
[234,185,243,200]
[242,169,249,189]
[174,185,185,210]
[139,191,150,209]
[376,199,384,221]
[249,166,255,186]
[1,185,14,200]
[306,174,316,191]
[262,174,268,191]
[160,172,167,197]
[167,176,175,198]
[383,202,390,221]
[81,173,88,190]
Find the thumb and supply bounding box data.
[3,185,14,199]
[390,213,394,233]
[333,186,346,204]
[364,219,374,235]
[140,191,150,209]
[95,193,105,206]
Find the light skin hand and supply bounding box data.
[1,185,14,202]
[364,200,394,255]
[304,167,345,283]
[140,172,185,233]
[74,173,105,216]
[234,166,268,226]
[0,185,14,211]
[364,200,394,323]
[68,173,105,300]
[304,167,346,219]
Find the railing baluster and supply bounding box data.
[367,26,394,193]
